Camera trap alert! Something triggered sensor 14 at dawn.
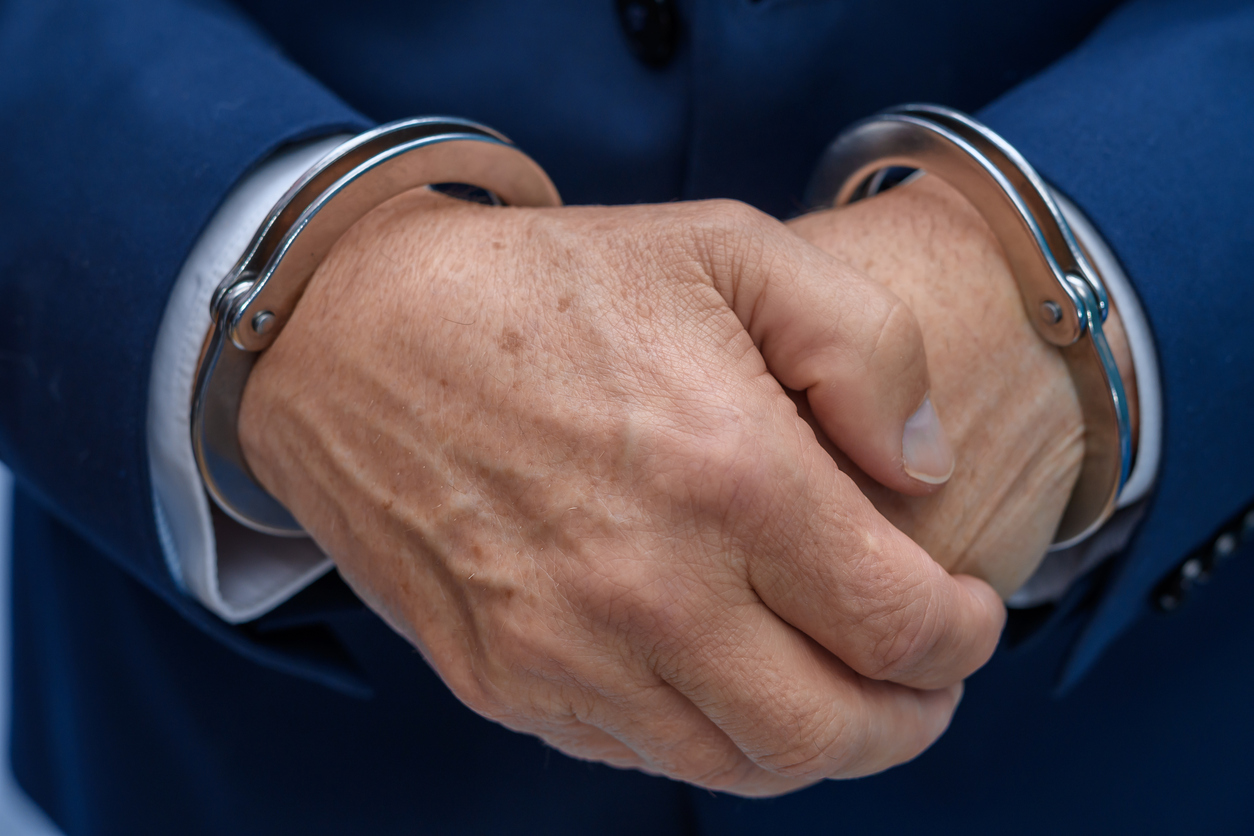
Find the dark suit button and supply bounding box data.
[617,0,679,68]
[1154,553,1206,612]
[1156,586,1185,612]
[1155,502,1254,613]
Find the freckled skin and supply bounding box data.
[239,188,1006,797]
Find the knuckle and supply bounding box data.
[691,198,769,233]
[566,550,705,661]
[681,199,775,276]
[658,416,777,518]
[645,407,812,578]
[861,291,925,376]
[753,707,865,781]
[859,582,944,680]
[472,606,584,703]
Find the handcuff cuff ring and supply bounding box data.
[191,117,562,536]
[807,104,1133,548]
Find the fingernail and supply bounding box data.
[902,395,954,485]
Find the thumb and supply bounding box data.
[698,201,953,495]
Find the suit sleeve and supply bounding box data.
[977,0,1254,688]
[0,0,372,692]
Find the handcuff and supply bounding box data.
[191,117,561,536]
[194,107,1130,548]
[807,104,1133,548]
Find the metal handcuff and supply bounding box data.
[807,104,1133,548]
[194,107,1130,548]
[191,117,561,536]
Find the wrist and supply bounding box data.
[237,188,458,514]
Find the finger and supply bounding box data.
[640,589,966,782]
[689,200,953,495]
[564,679,819,797]
[636,323,1003,686]
[730,415,1005,689]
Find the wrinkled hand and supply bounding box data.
[790,174,1138,596]
[238,189,1004,796]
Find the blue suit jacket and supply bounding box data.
[2,0,1253,832]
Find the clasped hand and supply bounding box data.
[236,180,1101,796]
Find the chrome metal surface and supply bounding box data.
[807,105,1132,547]
[192,117,562,535]
[251,311,275,335]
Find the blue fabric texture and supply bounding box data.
[0,0,373,694]
[1,0,1251,832]
[978,0,1254,689]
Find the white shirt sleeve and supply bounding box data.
[147,134,353,624]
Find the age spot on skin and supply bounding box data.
[500,329,525,354]
[557,294,575,313]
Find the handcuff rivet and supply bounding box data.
[1040,300,1063,325]
[252,310,277,335]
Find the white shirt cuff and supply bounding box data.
[147,134,353,624]
[1007,189,1164,607]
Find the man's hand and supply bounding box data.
[790,174,1138,597]
[237,189,1003,796]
